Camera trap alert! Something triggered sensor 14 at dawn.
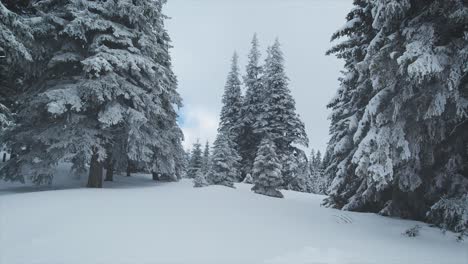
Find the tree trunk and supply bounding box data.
[87,148,103,188]
[126,162,131,177]
[104,155,114,182]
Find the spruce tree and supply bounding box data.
[242,173,253,184]
[325,0,468,232]
[252,137,283,198]
[0,0,183,186]
[257,39,309,187]
[188,141,203,178]
[219,52,243,147]
[210,133,240,188]
[193,169,208,188]
[238,34,264,177]
[201,141,211,175]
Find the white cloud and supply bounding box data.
[179,105,219,150]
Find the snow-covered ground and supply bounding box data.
[0,172,466,264]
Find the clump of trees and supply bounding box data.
[192,35,324,198]
[0,0,184,187]
[323,0,467,233]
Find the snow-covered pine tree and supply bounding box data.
[307,149,322,194]
[257,39,309,188]
[177,148,190,179]
[0,0,183,187]
[238,34,264,178]
[188,141,203,178]
[209,133,240,188]
[219,52,243,151]
[325,0,468,232]
[322,0,376,207]
[193,169,208,188]
[242,173,253,184]
[252,136,283,198]
[309,149,316,170]
[284,149,312,193]
[201,141,211,175]
[314,150,322,169]
[0,1,35,138]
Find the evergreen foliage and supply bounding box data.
[0,0,183,186]
[188,141,203,178]
[324,0,468,232]
[193,169,208,188]
[210,133,240,188]
[238,34,264,177]
[252,137,283,198]
[257,39,309,188]
[219,52,243,144]
[0,1,35,136]
[201,141,211,175]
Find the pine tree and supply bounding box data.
[309,149,316,171]
[178,148,190,178]
[193,169,208,188]
[201,141,211,175]
[188,141,203,178]
[219,52,243,148]
[314,151,322,169]
[252,137,283,198]
[242,173,253,184]
[210,133,240,188]
[308,149,325,194]
[325,0,468,232]
[238,34,264,177]
[0,0,183,187]
[257,39,309,187]
[0,1,35,138]
[284,149,312,193]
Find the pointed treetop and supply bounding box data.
[248,33,261,64]
[231,51,239,71]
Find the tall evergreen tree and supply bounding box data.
[209,133,240,188]
[257,39,309,188]
[238,34,264,177]
[325,0,468,232]
[188,140,203,178]
[252,137,283,198]
[308,148,325,194]
[0,0,183,187]
[219,52,243,147]
[201,141,211,175]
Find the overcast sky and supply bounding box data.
[165,0,352,153]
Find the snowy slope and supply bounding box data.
[0,174,466,264]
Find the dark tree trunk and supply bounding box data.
[87,148,103,188]
[104,161,114,181]
[2,153,6,162]
[126,162,131,177]
[104,155,114,182]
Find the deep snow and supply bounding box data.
[0,172,467,264]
